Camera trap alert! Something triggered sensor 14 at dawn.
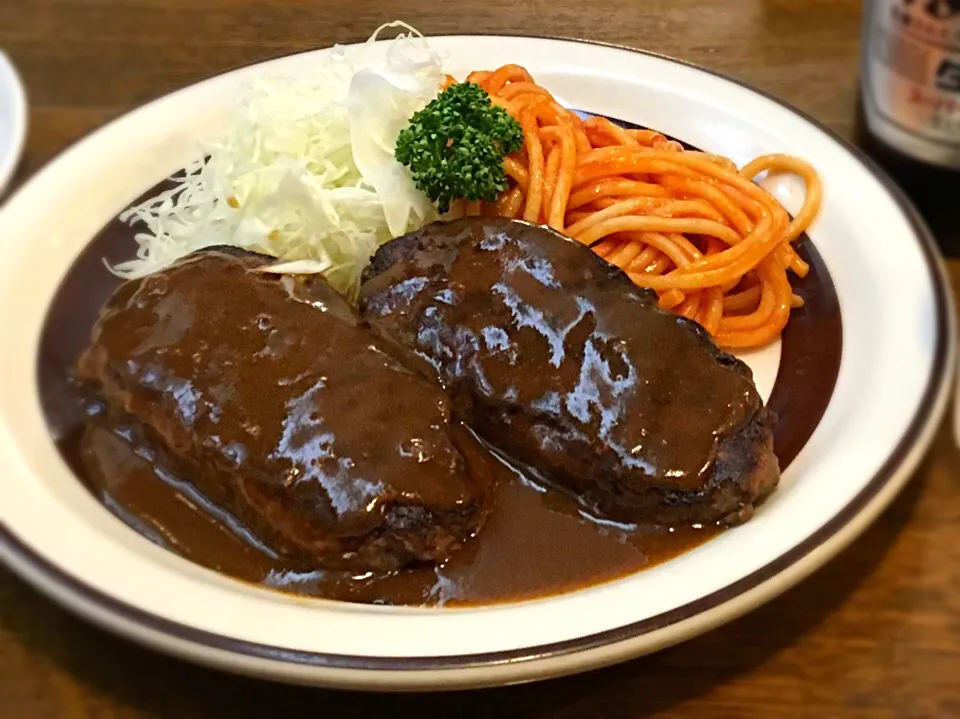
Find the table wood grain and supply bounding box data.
[2,0,960,716]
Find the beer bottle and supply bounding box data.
[857,0,960,255]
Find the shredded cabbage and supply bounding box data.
[114,22,443,298]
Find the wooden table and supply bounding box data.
[2,0,960,716]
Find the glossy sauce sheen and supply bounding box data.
[75,249,490,572]
[361,220,768,524]
[64,245,726,606]
[69,418,719,605]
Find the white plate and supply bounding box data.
[0,51,27,196]
[0,35,953,691]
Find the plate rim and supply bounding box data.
[0,33,954,678]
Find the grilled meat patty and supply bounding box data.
[359,218,779,526]
[77,247,491,572]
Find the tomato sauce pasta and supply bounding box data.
[446,66,822,350]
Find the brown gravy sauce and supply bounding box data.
[60,415,719,607]
[39,116,842,608]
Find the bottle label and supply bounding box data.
[862,0,960,167]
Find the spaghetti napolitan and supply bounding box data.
[452,66,822,350]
